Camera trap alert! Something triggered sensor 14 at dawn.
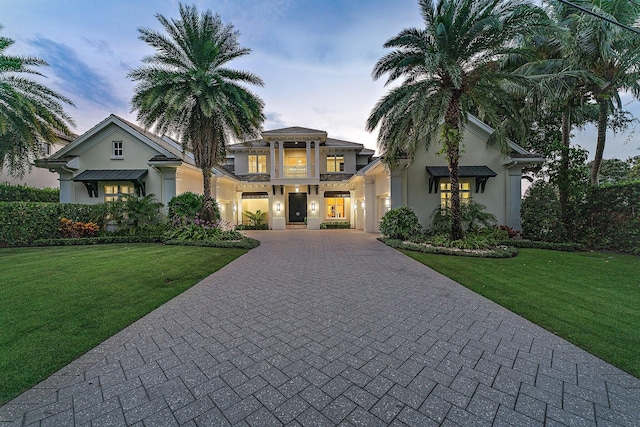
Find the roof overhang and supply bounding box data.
[72,169,148,198]
[426,165,497,193]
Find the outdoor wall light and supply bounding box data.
[311,202,316,212]
[233,203,237,212]
[295,186,299,192]
[276,202,281,212]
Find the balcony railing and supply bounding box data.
[283,165,307,178]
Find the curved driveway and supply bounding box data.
[2,230,639,426]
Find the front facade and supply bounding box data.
[36,114,542,232]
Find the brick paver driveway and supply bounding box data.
[2,230,639,426]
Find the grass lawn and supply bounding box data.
[0,244,247,404]
[402,248,640,378]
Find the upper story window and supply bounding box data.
[327,155,344,172]
[104,184,134,202]
[248,154,267,173]
[42,142,51,156]
[440,180,472,209]
[112,141,123,159]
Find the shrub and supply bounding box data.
[0,183,59,202]
[236,224,269,230]
[320,222,351,229]
[381,238,518,258]
[379,206,421,240]
[497,225,521,240]
[521,181,565,242]
[58,218,100,238]
[166,222,243,241]
[243,210,267,226]
[33,236,164,246]
[431,201,497,233]
[164,237,260,249]
[0,202,107,246]
[168,192,205,220]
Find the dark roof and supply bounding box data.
[72,169,148,182]
[149,154,181,162]
[235,174,271,182]
[242,192,269,198]
[324,190,351,198]
[426,166,497,178]
[263,127,327,135]
[320,173,354,182]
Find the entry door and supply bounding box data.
[288,193,307,223]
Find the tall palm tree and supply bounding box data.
[0,25,74,177]
[570,0,640,185]
[129,3,265,221]
[366,0,548,240]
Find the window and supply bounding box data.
[112,141,123,159]
[327,155,344,172]
[326,197,345,218]
[42,142,51,156]
[440,181,471,209]
[248,154,267,173]
[104,184,134,202]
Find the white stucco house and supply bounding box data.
[36,114,543,232]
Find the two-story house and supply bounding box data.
[36,114,543,232]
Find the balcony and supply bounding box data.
[283,165,307,178]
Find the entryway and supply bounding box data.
[288,193,307,223]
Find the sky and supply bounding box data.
[1,0,639,160]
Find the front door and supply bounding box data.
[288,193,307,223]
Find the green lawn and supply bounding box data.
[402,248,640,378]
[0,244,247,404]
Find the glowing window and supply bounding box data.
[327,155,344,172]
[104,184,134,202]
[440,181,471,209]
[326,197,345,218]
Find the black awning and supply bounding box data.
[324,191,351,198]
[73,169,148,182]
[242,191,269,199]
[426,166,497,193]
[73,169,147,197]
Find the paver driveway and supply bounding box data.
[2,230,639,426]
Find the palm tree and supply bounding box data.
[129,3,265,221]
[570,0,640,185]
[366,0,548,240]
[0,25,74,177]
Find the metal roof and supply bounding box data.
[426,166,497,178]
[72,169,148,182]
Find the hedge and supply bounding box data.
[496,240,584,252]
[321,221,352,229]
[164,237,260,249]
[32,236,165,246]
[0,202,106,247]
[0,183,59,202]
[381,238,519,258]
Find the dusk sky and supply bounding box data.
[2,0,639,160]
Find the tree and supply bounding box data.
[0,25,74,177]
[569,0,640,185]
[366,0,547,240]
[129,4,265,221]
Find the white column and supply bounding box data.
[364,177,376,233]
[390,167,404,209]
[279,141,284,178]
[161,168,177,206]
[314,141,320,179]
[58,170,74,203]
[306,141,311,178]
[270,142,275,177]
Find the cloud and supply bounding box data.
[29,37,126,110]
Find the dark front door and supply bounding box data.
[288,193,307,223]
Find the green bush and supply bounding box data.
[236,224,269,230]
[320,222,351,229]
[168,192,204,220]
[521,181,565,242]
[431,201,497,233]
[0,202,107,247]
[0,183,59,202]
[243,210,267,226]
[381,238,518,258]
[165,223,244,241]
[32,236,165,246]
[164,237,260,249]
[496,239,584,252]
[378,206,421,240]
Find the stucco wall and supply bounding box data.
[403,123,513,228]
[1,140,68,189]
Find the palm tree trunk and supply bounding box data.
[201,167,215,222]
[591,97,608,186]
[445,95,464,241]
[559,105,571,236]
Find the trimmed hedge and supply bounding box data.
[321,221,351,229]
[236,224,269,230]
[32,236,165,246]
[0,202,107,247]
[0,183,59,202]
[496,240,584,252]
[164,237,260,249]
[381,238,518,258]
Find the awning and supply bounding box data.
[324,190,351,198]
[426,166,497,193]
[242,191,269,199]
[73,169,148,197]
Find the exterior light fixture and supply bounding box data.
[295,186,299,192]
[276,202,281,212]
[311,202,316,212]
[233,203,237,212]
